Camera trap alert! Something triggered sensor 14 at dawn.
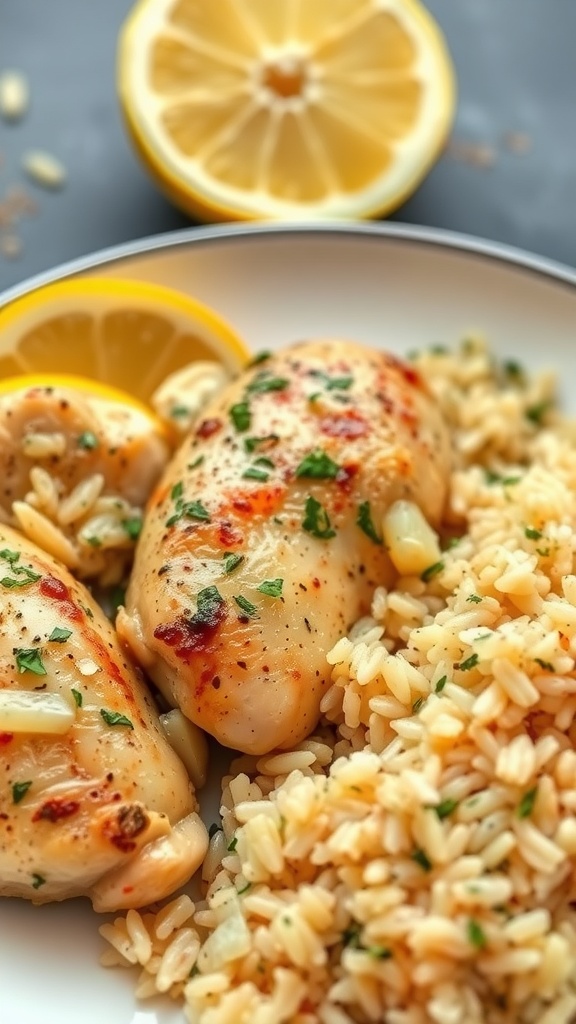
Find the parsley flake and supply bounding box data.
[526,401,551,425]
[31,873,46,889]
[467,919,487,949]
[459,653,479,671]
[243,434,279,453]
[122,517,143,541]
[15,648,46,676]
[257,578,283,598]
[435,675,447,693]
[71,688,83,708]
[227,836,238,852]
[295,450,340,479]
[234,594,259,617]
[434,798,459,820]
[302,496,336,540]
[77,430,99,450]
[242,467,269,482]
[366,946,392,960]
[357,501,382,544]
[518,786,537,819]
[310,370,353,391]
[222,552,244,575]
[0,550,41,589]
[412,697,425,713]
[230,401,251,432]
[534,658,554,671]
[170,405,189,418]
[171,481,184,501]
[467,594,482,604]
[237,882,251,895]
[412,848,432,871]
[12,780,32,803]
[525,526,543,540]
[100,708,134,729]
[246,374,289,395]
[421,561,444,583]
[196,586,225,621]
[188,455,204,470]
[48,627,72,643]
[248,350,272,366]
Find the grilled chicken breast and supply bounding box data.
[119,340,452,755]
[0,524,207,911]
[0,382,170,578]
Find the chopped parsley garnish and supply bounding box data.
[14,648,46,676]
[237,882,251,895]
[230,401,251,432]
[227,836,238,852]
[342,923,362,948]
[467,919,487,949]
[0,549,41,589]
[80,603,94,619]
[248,350,272,366]
[166,497,211,528]
[534,658,554,671]
[109,586,126,614]
[484,469,521,486]
[48,626,72,643]
[246,373,289,395]
[421,560,444,582]
[234,594,259,617]
[170,405,189,418]
[244,434,279,453]
[242,467,270,482]
[467,594,482,604]
[77,430,99,450]
[434,798,459,820]
[71,688,83,708]
[412,848,432,871]
[254,456,275,469]
[295,449,340,479]
[524,526,543,540]
[435,675,447,693]
[459,653,479,671]
[257,578,283,598]
[412,697,425,713]
[222,552,244,575]
[208,823,222,839]
[188,455,204,470]
[310,370,353,391]
[122,517,143,541]
[12,780,32,803]
[518,786,537,819]
[526,401,551,425]
[197,586,225,620]
[86,536,101,548]
[100,708,134,729]
[357,501,382,545]
[502,359,525,381]
[302,496,336,540]
[171,481,184,501]
[366,946,392,960]
[31,873,46,889]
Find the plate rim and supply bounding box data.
[2,221,576,309]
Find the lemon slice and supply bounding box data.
[118,0,455,221]
[0,278,249,401]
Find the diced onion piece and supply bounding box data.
[383,499,442,575]
[0,690,75,734]
[160,709,208,790]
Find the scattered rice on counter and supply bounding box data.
[101,338,576,1024]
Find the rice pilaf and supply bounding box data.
[101,338,576,1024]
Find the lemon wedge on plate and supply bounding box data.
[0,278,249,401]
[118,0,455,221]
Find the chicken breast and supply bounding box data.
[0,382,171,579]
[0,524,207,911]
[118,340,452,755]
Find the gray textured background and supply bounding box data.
[1,0,576,292]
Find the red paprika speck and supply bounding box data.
[154,601,227,664]
[39,576,83,622]
[319,411,368,439]
[32,799,80,823]
[0,732,13,746]
[196,417,222,439]
[218,520,244,547]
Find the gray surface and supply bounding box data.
[1,0,576,293]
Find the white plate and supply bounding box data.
[2,223,576,1024]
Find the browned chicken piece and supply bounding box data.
[0,524,207,911]
[118,340,452,755]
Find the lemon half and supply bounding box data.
[118,0,455,222]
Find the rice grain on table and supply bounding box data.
[100,339,576,1023]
